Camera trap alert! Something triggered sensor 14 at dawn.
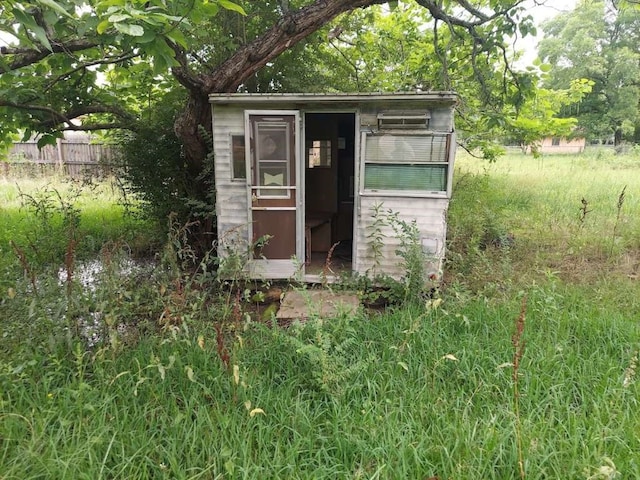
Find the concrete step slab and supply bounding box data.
[276,290,360,321]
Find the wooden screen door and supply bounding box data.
[246,111,301,278]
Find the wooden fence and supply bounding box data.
[3,139,116,177]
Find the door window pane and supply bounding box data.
[255,121,290,197]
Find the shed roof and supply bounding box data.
[208,91,457,105]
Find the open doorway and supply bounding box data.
[304,112,356,276]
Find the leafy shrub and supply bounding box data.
[113,90,216,250]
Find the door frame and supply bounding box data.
[244,109,303,279]
[301,109,360,281]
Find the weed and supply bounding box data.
[387,210,428,303]
[214,322,231,370]
[10,240,37,295]
[15,183,82,269]
[321,241,340,286]
[366,202,387,277]
[579,197,591,226]
[278,314,367,395]
[610,185,627,256]
[512,297,527,480]
[622,350,637,388]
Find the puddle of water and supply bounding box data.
[57,257,153,291]
[57,257,156,346]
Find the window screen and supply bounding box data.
[363,133,450,193]
[364,164,446,191]
[253,120,291,198]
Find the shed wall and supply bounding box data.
[355,196,448,279]
[212,105,249,255]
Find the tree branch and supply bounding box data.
[62,122,132,131]
[0,100,70,123]
[63,104,136,122]
[0,100,136,130]
[201,0,389,93]
[0,38,102,72]
[328,38,361,90]
[455,0,491,22]
[42,53,139,94]
[169,42,207,94]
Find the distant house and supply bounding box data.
[529,136,586,154]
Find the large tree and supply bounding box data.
[1,0,544,235]
[1,1,538,153]
[538,0,640,145]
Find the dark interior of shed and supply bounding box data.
[304,112,355,274]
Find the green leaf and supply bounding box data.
[217,0,246,15]
[97,0,126,9]
[35,0,72,18]
[137,29,157,44]
[36,133,58,149]
[166,28,188,49]
[197,3,219,18]
[108,13,132,23]
[113,22,145,37]
[12,8,53,51]
[96,19,111,34]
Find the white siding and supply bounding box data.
[353,102,454,280]
[355,195,448,280]
[213,105,250,256]
[429,107,454,131]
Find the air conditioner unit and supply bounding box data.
[377,111,430,129]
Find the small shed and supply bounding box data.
[209,92,457,283]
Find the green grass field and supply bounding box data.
[1,151,639,479]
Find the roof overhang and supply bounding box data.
[208,91,458,105]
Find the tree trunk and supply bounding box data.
[613,125,625,155]
[173,0,388,176]
[614,126,623,147]
[174,92,211,177]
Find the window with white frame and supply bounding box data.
[307,139,331,168]
[363,132,450,193]
[231,135,246,179]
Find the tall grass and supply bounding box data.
[448,149,640,288]
[1,150,640,479]
[1,285,638,478]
